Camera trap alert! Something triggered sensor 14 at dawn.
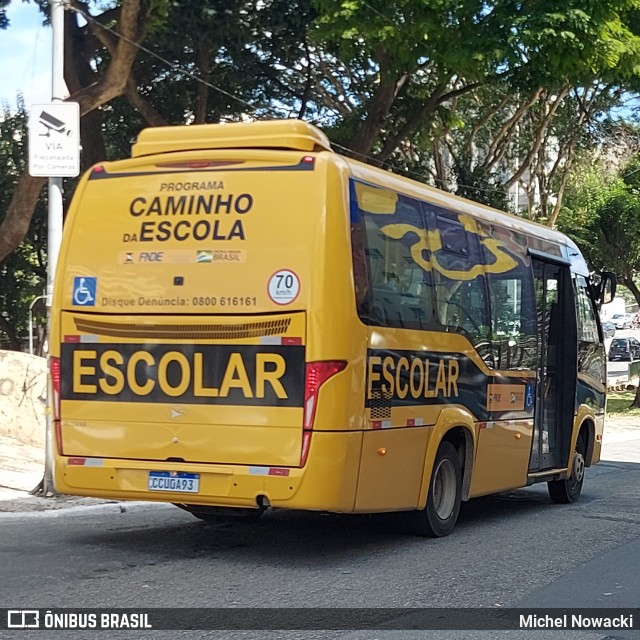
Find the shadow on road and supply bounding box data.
[55,459,640,570]
[61,488,569,567]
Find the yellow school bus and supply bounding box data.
[50,120,614,536]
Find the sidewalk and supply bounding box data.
[599,414,640,463]
[0,434,114,513]
[0,434,43,500]
[1,416,638,514]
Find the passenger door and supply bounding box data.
[529,257,577,472]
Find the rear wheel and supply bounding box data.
[548,432,586,504]
[405,441,462,537]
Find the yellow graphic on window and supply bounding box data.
[354,182,519,279]
[381,220,517,280]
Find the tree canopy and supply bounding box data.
[0,0,9,30]
[0,100,47,350]
[560,154,640,307]
[3,0,640,348]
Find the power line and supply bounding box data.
[66,2,510,201]
[69,4,259,113]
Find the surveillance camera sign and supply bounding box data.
[29,102,80,177]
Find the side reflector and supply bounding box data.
[300,431,312,467]
[68,458,104,467]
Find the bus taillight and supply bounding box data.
[50,356,63,455]
[301,361,347,465]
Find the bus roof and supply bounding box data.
[132,119,332,157]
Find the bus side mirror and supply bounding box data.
[597,271,616,306]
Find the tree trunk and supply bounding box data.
[126,77,169,126]
[0,0,155,265]
[622,276,640,310]
[0,173,47,264]
[0,314,21,350]
[1,0,157,497]
[632,384,640,409]
[194,40,212,124]
[348,46,407,157]
[375,81,449,164]
[79,110,107,170]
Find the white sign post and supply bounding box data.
[28,102,80,178]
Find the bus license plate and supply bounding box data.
[148,471,200,493]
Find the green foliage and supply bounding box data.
[565,177,637,268]
[0,99,47,350]
[120,0,319,124]
[6,0,640,352]
[558,163,618,236]
[559,156,640,306]
[314,0,509,79]
[607,390,640,416]
[453,163,511,212]
[0,242,46,351]
[498,0,640,88]
[0,0,9,30]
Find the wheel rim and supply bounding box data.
[572,450,585,484]
[432,458,457,519]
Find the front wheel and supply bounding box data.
[405,441,462,537]
[548,433,586,504]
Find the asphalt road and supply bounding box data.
[1,446,640,640]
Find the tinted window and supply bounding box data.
[575,275,604,379]
[575,276,598,343]
[351,180,537,373]
[429,211,491,351]
[350,180,435,330]
[486,263,537,370]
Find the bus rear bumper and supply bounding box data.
[54,431,363,513]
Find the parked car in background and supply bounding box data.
[608,337,640,361]
[611,313,634,329]
[601,321,616,338]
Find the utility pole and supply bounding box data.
[42,0,66,495]
[28,0,79,496]
[48,0,65,309]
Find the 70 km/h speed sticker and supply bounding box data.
[268,269,300,305]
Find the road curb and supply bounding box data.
[0,499,170,519]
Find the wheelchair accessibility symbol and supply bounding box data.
[526,384,534,408]
[72,277,97,306]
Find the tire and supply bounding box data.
[547,432,586,504]
[405,441,462,537]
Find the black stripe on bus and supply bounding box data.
[88,158,316,180]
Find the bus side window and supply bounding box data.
[430,213,491,350]
[352,188,436,330]
[486,267,537,370]
[350,221,369,315]
[575,275,604,382]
